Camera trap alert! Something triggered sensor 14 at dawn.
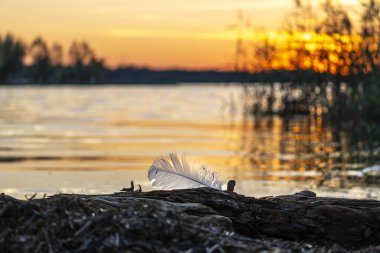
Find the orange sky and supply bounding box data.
[0,0,360,69]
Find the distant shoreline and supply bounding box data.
[2,67,351,85]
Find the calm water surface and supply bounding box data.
[0,84,379,199]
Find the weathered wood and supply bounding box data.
[0,189,379,252]
[111,188,380,248]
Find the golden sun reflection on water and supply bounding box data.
[0,84,378,199]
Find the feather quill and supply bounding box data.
[148,153,224,190]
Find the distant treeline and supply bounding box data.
[105,68,333,84]
[0,35,104,84]
[0,33,341,85]
[106,68,237,84]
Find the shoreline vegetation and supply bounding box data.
[1,187,379,252]
[234,1,380,127]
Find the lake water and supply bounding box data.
[0,84,379,199]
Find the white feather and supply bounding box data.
[148,153,224,190]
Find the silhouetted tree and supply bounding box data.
[49,43,64,82]
[68,41,104,83]
[69,41,94,67]
[30,37,51,83]
[0,34,26,83]
[88,57,105,84]
[50,43,63,67]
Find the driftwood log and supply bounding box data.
[0,187,379,252]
